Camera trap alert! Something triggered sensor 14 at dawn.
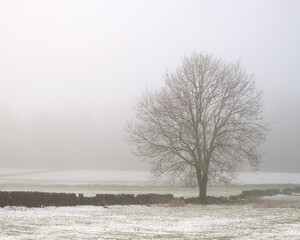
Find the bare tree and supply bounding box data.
[126,52,270,202]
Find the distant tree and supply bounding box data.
[126,52,270,202]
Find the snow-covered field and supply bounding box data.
[1,204,299,240]
[1,169,300,197]
[0,169,300,239]
[1,169,300,185]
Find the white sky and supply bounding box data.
[0,0,299,172]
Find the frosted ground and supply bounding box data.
[0,169,300,239]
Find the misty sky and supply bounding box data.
[0,0,299,172]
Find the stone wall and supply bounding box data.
[0,191,177,208]
[1,186,299,207]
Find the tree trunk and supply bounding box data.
[199,180,207,203]
[196,168,208,203]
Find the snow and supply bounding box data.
[1,169,300,185]
[233,172,300,185]
[0,169,151,184]
[0,204,299,239]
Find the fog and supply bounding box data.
[0,0,299,172]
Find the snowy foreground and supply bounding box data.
[0,169,300,239]
[1,204,299,240]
